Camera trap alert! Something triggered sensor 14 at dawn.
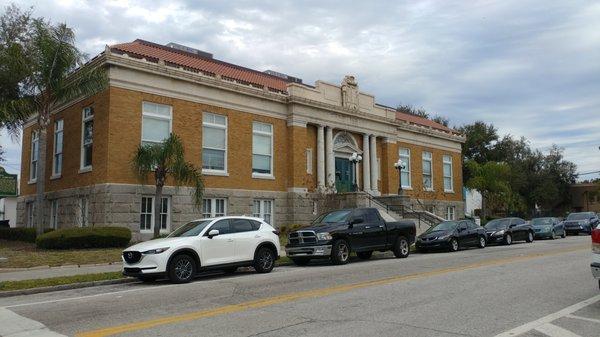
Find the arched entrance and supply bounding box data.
[333,132,362,192]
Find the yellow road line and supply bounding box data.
[76,245,588,337]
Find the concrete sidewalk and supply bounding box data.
[0,263,122,282]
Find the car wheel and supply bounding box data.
[526,231,534,243]
[551,230,556,240]
[449,238,459,252]
[254,247,275,273]
[504,233,512,245]
[137,275,157,283]
[561,231,566,238]
[223,267,237,274]
[393,236,410,258]
[477,235,486,248]
[357,251,373,260]
[168,254,196,284]
[290,257,311,266]
[331,239,351,265]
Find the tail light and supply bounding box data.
[592,229,600,254]
[272,230,280,236]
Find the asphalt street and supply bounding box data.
[0,235,597,337]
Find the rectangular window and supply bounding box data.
[81,107,94,169]
[142,102,172,146]
[50,200,59,229]
[443,155,453,192]
[202,112,227,173]
[30,131,39,181]
[253,199,273,225]
[79,197,89,227]
[306,148,313,174]
[139,196,170,232]
[252,122,273,176]
[399,148,411,188]
[26,202,34,228]
[53,120,64,176]
[422,151,433,190]
[446,206,456,220]
[202,198,227,218]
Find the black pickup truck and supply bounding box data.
[285,208,416,265]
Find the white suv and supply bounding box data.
[122,216,281,283]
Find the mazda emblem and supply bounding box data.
[127,252,133,259]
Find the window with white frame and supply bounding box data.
[26,202,34,228]
[399,148,411,188]
[306,148,313,174]
[30,130,39,181]
[252,122,273,176]
[446,206,456,220]
[53,119,63,176]
[422,151,433,190]
[142,102,172,146]
[202,112,227,173]
[443,155,453,192]
[202,198,227,218]
[50,200,59,229]
[81,107,94,169]
[253,199,273,225]
[139,196,170,232]
[79,197,89,227]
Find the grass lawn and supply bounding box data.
[0,240,123,269]
[0,272,124,292]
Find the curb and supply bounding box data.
[0,261,122,273]
[0,277,137,298]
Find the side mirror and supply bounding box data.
[348,218,364,228]
[509,224,516,228]
[207,229,219,238]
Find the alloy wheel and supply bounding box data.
[175,259,193,281]
[480,237,486,248]
[259,250,273,271]
[338,242,349,262]
[400,239,409,256]
[451,239,459,251]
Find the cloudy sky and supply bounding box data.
[1,0,599,179]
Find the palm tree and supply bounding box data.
[0,7,107,234]
[132,133,204,238]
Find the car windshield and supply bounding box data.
[485,219,509,230]
[531,218,552,226]
[167,220,212,237]
[427,221,458,233]
[313,210,352,224]
[567,213,592,221]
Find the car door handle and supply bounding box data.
[254,235,261,238]
[227,239,234,242]
[365,226,372,229]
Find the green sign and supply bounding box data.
[0,167,18,197]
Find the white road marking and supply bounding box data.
[534,323,581,337]
[495,294,600,337]
[0,308,66,336]
[565,314,600,324]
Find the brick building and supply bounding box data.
[18,40,465,239]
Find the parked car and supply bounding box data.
[484,217,534,245]
[285,208,416,265]
[122,216,281,283]
[530,217,565,239]
[416,219,487,252]
[592,228,600,289]
[563,212,599,235]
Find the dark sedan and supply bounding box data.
[531,217,565,239]
[416,219,487,253]
[563,212,599,235]
[484,217,534,245]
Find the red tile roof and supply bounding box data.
[110,39,289,93]
[395,111,457,133]
[109,39,458,135]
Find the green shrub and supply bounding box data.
[0,228,37,242]
[36,226,131,249]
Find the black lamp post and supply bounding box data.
[394,159,406,196]
[349,152,362,192]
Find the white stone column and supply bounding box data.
[325,126,335,189]
[316,125,325,190]
[362,133,371,192]
[370,135,379,193]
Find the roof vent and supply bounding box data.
[263,70,302,84]
[166,42,213,59]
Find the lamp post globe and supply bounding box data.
[394,159,406,196]
[349,152,362,192]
